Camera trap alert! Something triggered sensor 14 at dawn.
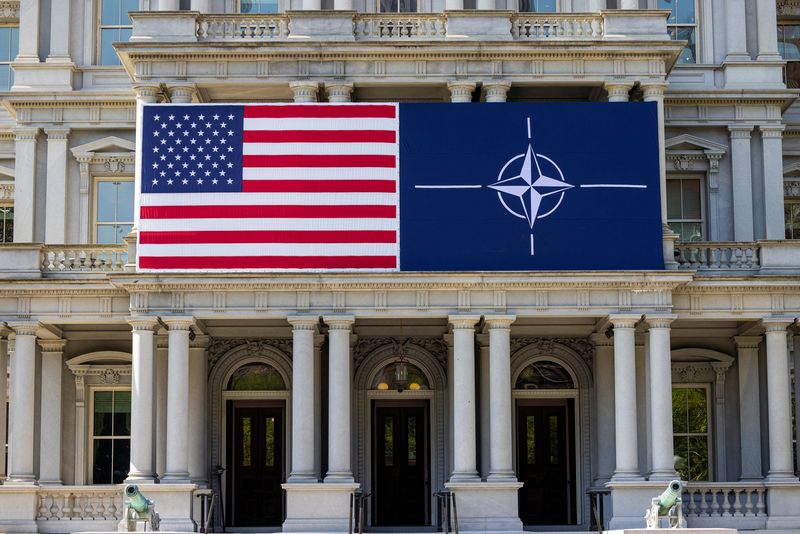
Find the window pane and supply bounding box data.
[666,181,682,219]
[673,435,689,480]
[117,180,135,221]
[97,182,117,222]
[672,388,688,433]
[94,391,114,436]
[93,439,113,484]
[0,27,17,62]
[99,29,121,65]
[97,225,117,244]
[112,439,130,483]
[407,416,417,465]
[115,224,133,244]
[380,0,398,12]
[535,0,556,11]
[687,436,709,480]
[384,417,393,467]
[0,65,11,92]
[681,179,701,219]
[242,416,252,467]
[682,223,703,242]
[526,416,535,465]
[398,0,417,12]
[780,25,800,60]
[265,417,275,467]
[113,391,131,436]
[101,0,122,25]
[242,0,279,12]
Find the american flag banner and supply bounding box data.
[138,103,399,271]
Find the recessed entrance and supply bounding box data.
[372,402,430,527]
[516,400,576,526]
[226,401,284,527]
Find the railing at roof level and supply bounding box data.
[354,14,447,40]
[510,14,603,40]
[196,15,290,40]
[41,245,128,274]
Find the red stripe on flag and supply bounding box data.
[139,255,397,269]
[139,230,397,244]
[242,180,396,193]
[242,154,395,168]
[243,130,396,143]
[141,205,397,219]
[243,105,396,119]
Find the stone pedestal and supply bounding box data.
[444,482,523,531]
[282,482,359,532]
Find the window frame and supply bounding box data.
[0,24,18,91]
[238,0,282,13]
[672,383,713,482]
[92,176,134,245]
[376,0,421,13]
[654,0,698,65]
[96,0,136,66]
[666,174,706,242]
[0,205,12,244]
[785,198,800,240]
[516,0,558,13]
[88,386,132,485]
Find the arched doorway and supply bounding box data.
[208,343,292,529]
[511,341,592,528]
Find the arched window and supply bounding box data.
[515,361,575,390]
[371,361,430,391]
[228,363,286,391]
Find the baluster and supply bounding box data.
[731,489,744,517]
[697,489,709,516]
[37,492,48,519]
[687,489,698,516]
[96,493,106,520]
[755,488,766,516]
[60,492,70,519]
[84,493,94,519]
[744,247,755,269]
[732,247,744,269]
[108,492,119,520]
[49,493,60,519]
[72,493,83,519]
[576,19,585,37]
[709,489,721,516]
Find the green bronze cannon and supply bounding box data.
[645,480,684,529]
[118,484,161,532]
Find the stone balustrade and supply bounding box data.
[682,483,767,529]
[510,14,603,39]
[41,245,128,274]
[36,486,122,522]
[196,14,289,40]
[675,242,761,271]
[354,14,447,40]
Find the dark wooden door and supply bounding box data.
[228,404,284,527]
[373,405,428,526]
[517,403,575,525]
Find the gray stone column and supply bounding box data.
[287,316,318,482]
[0,329,8,479]
[324,315,355,483]
[46,0,71,62]
[16,0,40,63]
[620,0,638,8]
[735,336,763,480]
[729,126,755,241]
[325,83,354,103]
[13,129,39,243]
[646,315,677,480]
[477,333,490,480]
[591,332,615,483]
[290,81,320,103]
[483,81,511,103]
[158,0,180,9]
[762,318,797,480]
[795,332,800,478]
[725,0,749,61]
[7,322,40,484]
[641,82,669,230]
[334,0,353,9]
[38,339,66,485]
[761,126,786,240]
[126,317,159,483]
[44,128,70,244]
[449,315,481,482]
[191,0,211,11]
[448,81,476,103]
[155,334,168,479]
[188,335,208,485]
[605,82,633,103]
[162,317,194,483]
[756,0,780,61]
[611,315,641,480]
[486,315,516,481]
[446,0,464,9]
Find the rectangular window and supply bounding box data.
[672,386,711,481]
[779,25,800,87]
[94,178,134,244]
[379,0,418,13]
[518,0,556,12]
[659,0,697,64]
[0,26,18,91]
[0,207,12,243]
[241,0,280,12]
[667,177,704,242]
[98,0,137,65]
[785,200,800,240]
[92,390,131,484]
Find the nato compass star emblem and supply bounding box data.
[414,117,649,256]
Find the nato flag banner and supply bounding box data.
[399,102,664,271]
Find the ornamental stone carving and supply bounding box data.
[352,337,448,371]
[103,157,126,174]
[510,337,594,363]
[99,368,122,384]
[207,338,293,371]
[784,180,800,198]
[0,1,19,21]
[0,182,13,201]
[778,0,800,17]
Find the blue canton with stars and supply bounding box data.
[141,105,244,194]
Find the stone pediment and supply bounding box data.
[70,136,135,157]
[665,134,727,154]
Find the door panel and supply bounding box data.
[229,404,284,527]
[374,405,428,526]
[517,403,575,525]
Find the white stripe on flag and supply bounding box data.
[242,142,398,156]
[243,118,398,131]
[140,218,398,232]
[140,192,396,206]
[242,167,398,181]
[139,242,398,257]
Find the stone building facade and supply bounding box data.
[0,0,799,532]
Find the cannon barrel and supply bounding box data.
[125,484,153,514]
[655,480,683,515]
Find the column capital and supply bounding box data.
[484,314,516,329]
[728,125,754,137]
[761,317,796,332]
[287,315,320,331]
[608,314,640,329]
[8,321,42,337]
[168,84,197,104]
[37,339,66,353]
[590,332,614,347]
[289,81,320,103]
[44,128,70,140]
[644,314,677,329]
[760,125,785,138]
[324,82,354,103]
[323,315,355,329]
[126,316,160,331]
[162,316,195,331]
[604,81,634,102]
[734,335,762,350]
[13,128,40,142]
[447,80,477,103]
[133,84,161,103]
[640,81,669,100]
[448,314,481,329]
[482,80,511,103]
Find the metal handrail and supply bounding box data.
[434,491,459,534]
[349,490,370,534]
[586,488,610,534]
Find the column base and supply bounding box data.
[486,471,517,482]
[3,476,37,486]
[287,472,319,483]
[648,471,678,481]
[161,474,191,484]
[323,472,354,483]
[610,471,644,482]
[449,471,481,483]
[37,479,63,486]
[765,471,799,482]
[125,473,158,483]
[444,481,523,531]
[282,482,360,532]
